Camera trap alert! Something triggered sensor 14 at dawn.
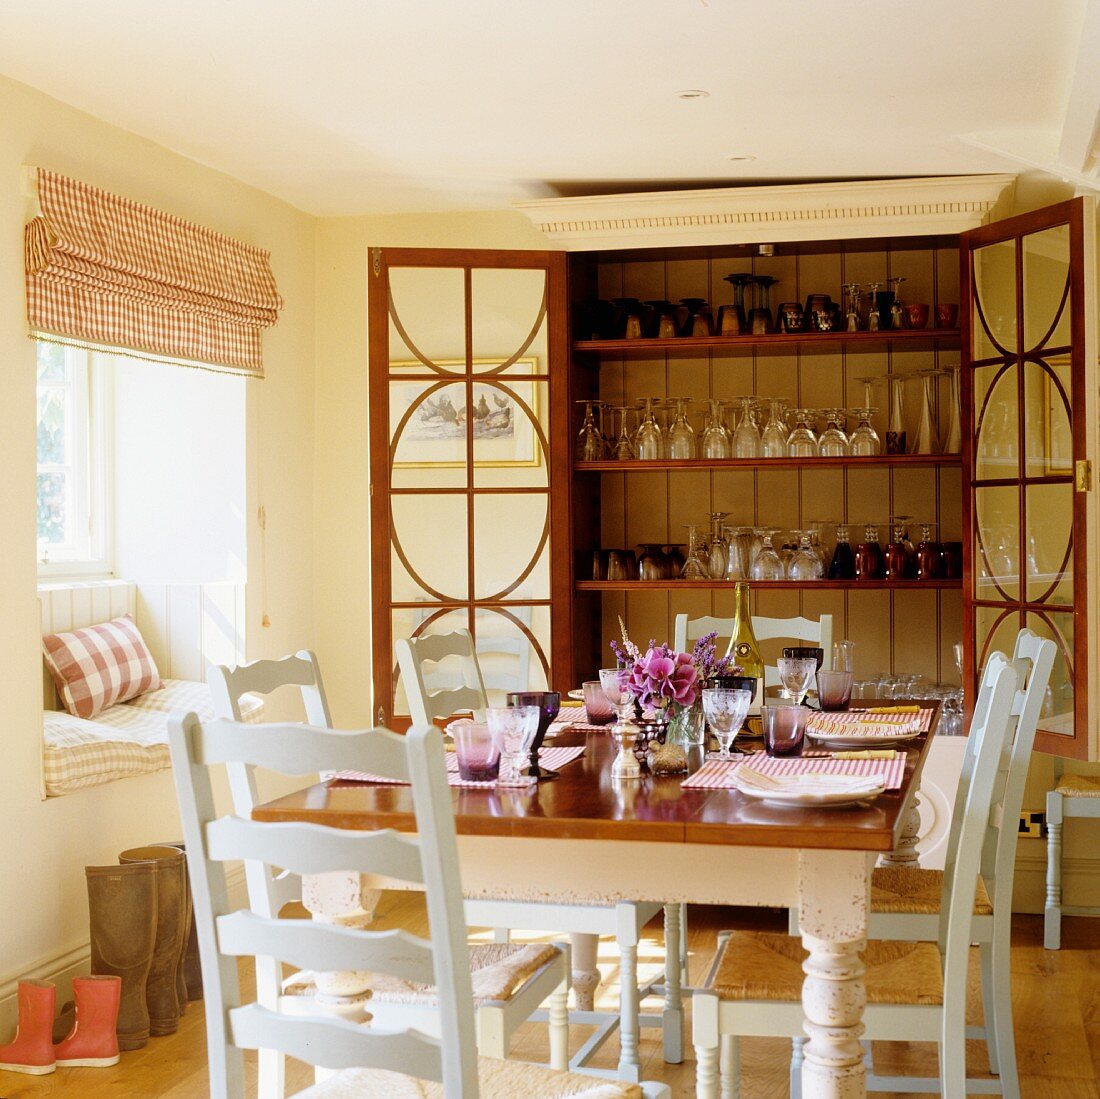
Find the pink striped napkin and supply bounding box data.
[814,707,934,734]
[554,705,615,733]
[332,745,586,787]
[681,752,907,791]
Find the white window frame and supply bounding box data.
[36,345,113,578]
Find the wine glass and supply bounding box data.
[701,399,731,458]
[818,408,849,457]
[487,705,539,786]
[733,396,762,458]
[668,398,697,459]
[702,688,752,760]
[761,398,790,458]
[787,532,824,580]
[707,512,729,579]
[750,530,784,581]
[634,398,664,460]
[786,408,818,458]
[682,524,709,579]
[848,407,881,456]
[777,656,817,705]
[575,400,607,461]
[599,667,634,721]
[611,406,636,461]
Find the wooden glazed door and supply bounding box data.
[368,248,568,726]
[961,198,1096,757]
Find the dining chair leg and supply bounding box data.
[476,1004,508,1061]
[941,993,968,1099]
[789,1035,805,1099]
[255,956,285,1099]
[662,903,685,1064]
[989,922,1020,1099]
[1044,791,1064,950]
[549,969,569,1072]
[491,927,510,945]
[979,941,1000,1076]
[692,990,719,1099]
[719,1034,739,1099]
[569,932,601,1011]
[618,938,641,1082]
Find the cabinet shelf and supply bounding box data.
[573,328,961,358]
[576,579,962,592]
[575,454,961,472]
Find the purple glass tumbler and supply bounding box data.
[816,670,854,712]
[582,680,614,725]
[761,704,809,757]
[449,721,500,782]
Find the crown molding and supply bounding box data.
[514,174,1018,250]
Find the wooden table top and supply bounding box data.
[253,702,940,853]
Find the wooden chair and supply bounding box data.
[691,651,1021,1099]
[208,653,571,1096]
[396,630,685,1080]
[168,712,669,1098]
[1045,761,1100,950]
[787,628,1055,1098]
[672,612,834,688]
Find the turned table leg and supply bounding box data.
[798,850,871,1099]
[878,794,921,867]
[569,931,601,1011]
[662,902,685,1064]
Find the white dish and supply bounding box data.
[567,689,585,701]
[806,728,919,748]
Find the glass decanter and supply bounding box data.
[682,524,709,579]
[761,397,790,459]
[848,406,881,456]
[828,523,856,579]
[916,523,941,580]
[884,519,915,580]
[701,399,731,458]
[786,408,818,458]
[733,396,762,458]
[788,531,824,580]
[634,398,664,460]
[575,400,607,461]
[668,397,697,459]
[854,524,885,580]
[913,371,939,454]
[707,512,730,579]
[750,529,785,581]
[818,408,850,457]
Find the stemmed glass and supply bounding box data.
[777,656,817,705]
[724,526,749,580]
[942,366,962,453]
[634,398,664,460]
[611,406,636,460]
[701,399,731,458]
[912,370,939,454]
[733,396,762,458]
[487,705,540,786]
[885,375,907,454]
[843,283,863,331]
[599,667,633,721]
[787,532,824,580]
[786,409,818,458]
[818,408,849,457]
[707,511,729,579]
[575,400,607,461]
[702,688,753,760]
[761,398,789,458]
[848,407,881,456]
[750,529,785,581]
[668,398,697,459]
[682,524,709,579]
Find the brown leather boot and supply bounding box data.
[85,863,157,1050]
[119,847,186,1037]
[151,840,197,1007]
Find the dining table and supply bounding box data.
[253,700,940,1099]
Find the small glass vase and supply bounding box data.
[649,703,694,773]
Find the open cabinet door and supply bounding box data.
[961,198,1098,758]
[367,247,569,727]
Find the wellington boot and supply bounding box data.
[152,839,199,1004]
[54,975,121,1067]
[86,862,156,1050]
[51,1000,75,1045]
[0,980,56,1074]
[119,846,186,1036]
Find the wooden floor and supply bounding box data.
[3,899,1099,1097]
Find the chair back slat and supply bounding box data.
[206,817,424,884]
[228,1003,444,1079]
[938,654,1019,1006]
[168,712,480,1098]
[208,649,332,725]
[196,720,410,779]
[397,629,489,725]
[216,912,437,984]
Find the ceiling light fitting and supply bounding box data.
[675,89,710,99]
[758,244,776,257]
[726,154,756,162]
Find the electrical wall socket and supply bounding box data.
[1018,811,1046,839]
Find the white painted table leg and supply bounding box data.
[569,932,601,1011]
[662,903,685,1064]
[798,850,870,1099]
[301,873,382,1082]
[879,794,921,867]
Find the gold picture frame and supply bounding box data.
[390,358,543,469]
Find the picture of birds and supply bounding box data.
[407,386,516,441]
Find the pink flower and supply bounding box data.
[620,644,701,713]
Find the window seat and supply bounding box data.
[44,678,263,797]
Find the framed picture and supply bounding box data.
[391,358,543,469]
[1041,354,1073,475]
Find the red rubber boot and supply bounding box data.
[54,975,121,1068]
[0,980,56,1075]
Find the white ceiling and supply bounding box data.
[0,0,1092,216]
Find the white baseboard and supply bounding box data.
[0,862,246,1037]
[1013,850,1100,914]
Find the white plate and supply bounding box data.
[567,689,585,701]
[733,771,885,808]
[806,728,920,748]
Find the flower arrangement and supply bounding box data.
[610,617,739,717]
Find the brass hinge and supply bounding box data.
[371,248,382,278]
[1076,459,1093,492]
[376,704,387,726]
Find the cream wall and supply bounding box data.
[312,211,551,726]
[0,74,315,998]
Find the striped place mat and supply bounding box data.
[554,705,616,733]
[333,745,586,787]
[681,752,907,791]
[818,707,935,733]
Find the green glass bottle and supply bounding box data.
[727,581,764,692]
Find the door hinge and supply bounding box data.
[371,248,382,278]
[1076,459,1092,492]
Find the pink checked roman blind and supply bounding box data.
[24,168,283,377]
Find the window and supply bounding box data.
[36,343,111,575]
